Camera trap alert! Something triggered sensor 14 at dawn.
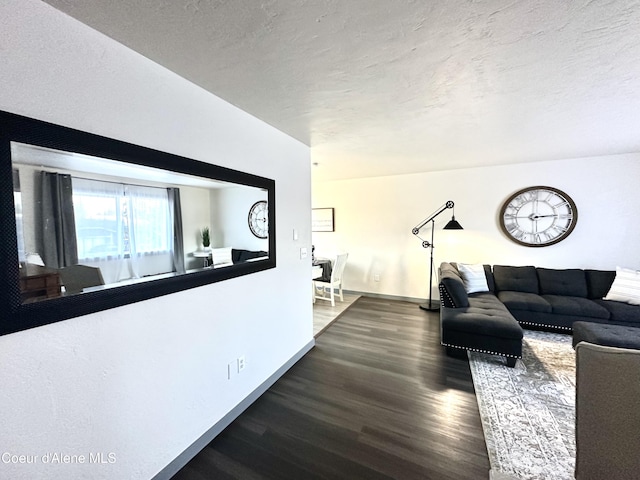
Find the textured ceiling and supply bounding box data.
[43,0,640,181]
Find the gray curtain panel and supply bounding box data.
[40,172,78,268]
[168,187,185,274]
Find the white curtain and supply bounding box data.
[72,178,174,283]
[125,184,173,279]
[72,178,128,283]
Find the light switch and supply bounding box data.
[293,228,299,241]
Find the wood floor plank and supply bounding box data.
[313,292,361,336]
[171,297,489,480]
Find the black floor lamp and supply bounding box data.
[412,200,463,311]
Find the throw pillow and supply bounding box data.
[210,247,233,266]
[457,263,489,294]
[603,266,640,306]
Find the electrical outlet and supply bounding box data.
[300,247,308,259]
[237,356,246,373]
[374,274,380,282]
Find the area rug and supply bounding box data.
[468,330,576,480]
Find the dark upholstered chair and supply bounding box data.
[59,264,105,294]
[575,342,640,479]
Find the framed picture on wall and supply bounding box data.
[312,208,335,232]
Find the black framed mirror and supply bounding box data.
[0,110,276,335]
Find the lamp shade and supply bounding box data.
[444,216,463,230]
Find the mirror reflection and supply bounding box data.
[12,142,268,304]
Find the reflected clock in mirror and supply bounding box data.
[248,200,268,239]
[0,110,276,335]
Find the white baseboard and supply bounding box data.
[151,339,316,480]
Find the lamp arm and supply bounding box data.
[411,200,455,235]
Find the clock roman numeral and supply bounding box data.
[550,224,568,235]
[506,222,518,233]
[513,229,525,240]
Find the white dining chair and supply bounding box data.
[313,253,348,307]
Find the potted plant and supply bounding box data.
[201,227,211,250]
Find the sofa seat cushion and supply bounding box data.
[593,299,640,324]
[468,292,510,310]
[572,321,640,349]
[542,295,610,319]
[498,291,552,313]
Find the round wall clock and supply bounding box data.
[499,186,577,247]
[248,200,268,239]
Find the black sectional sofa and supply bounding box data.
[439,262,640,366]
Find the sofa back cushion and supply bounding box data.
[232,248,268,264]
[537,268,587,297]
[585,269,616,299]
[493,265,539,294]
[438,263,470,308]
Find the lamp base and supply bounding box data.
[419,300,440,312]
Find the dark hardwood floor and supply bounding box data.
[171,297,489,480]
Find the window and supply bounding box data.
[72,178,172,261]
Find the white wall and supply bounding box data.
[180,185,213,269]
[312,154,640,301]
[215,186,269,251]
[0,1,313,479]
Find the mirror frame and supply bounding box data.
[0,110,276,336]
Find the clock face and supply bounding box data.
[499,186,577,247]
[248,200,268,239]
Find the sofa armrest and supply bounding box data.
[438,262,469,308]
